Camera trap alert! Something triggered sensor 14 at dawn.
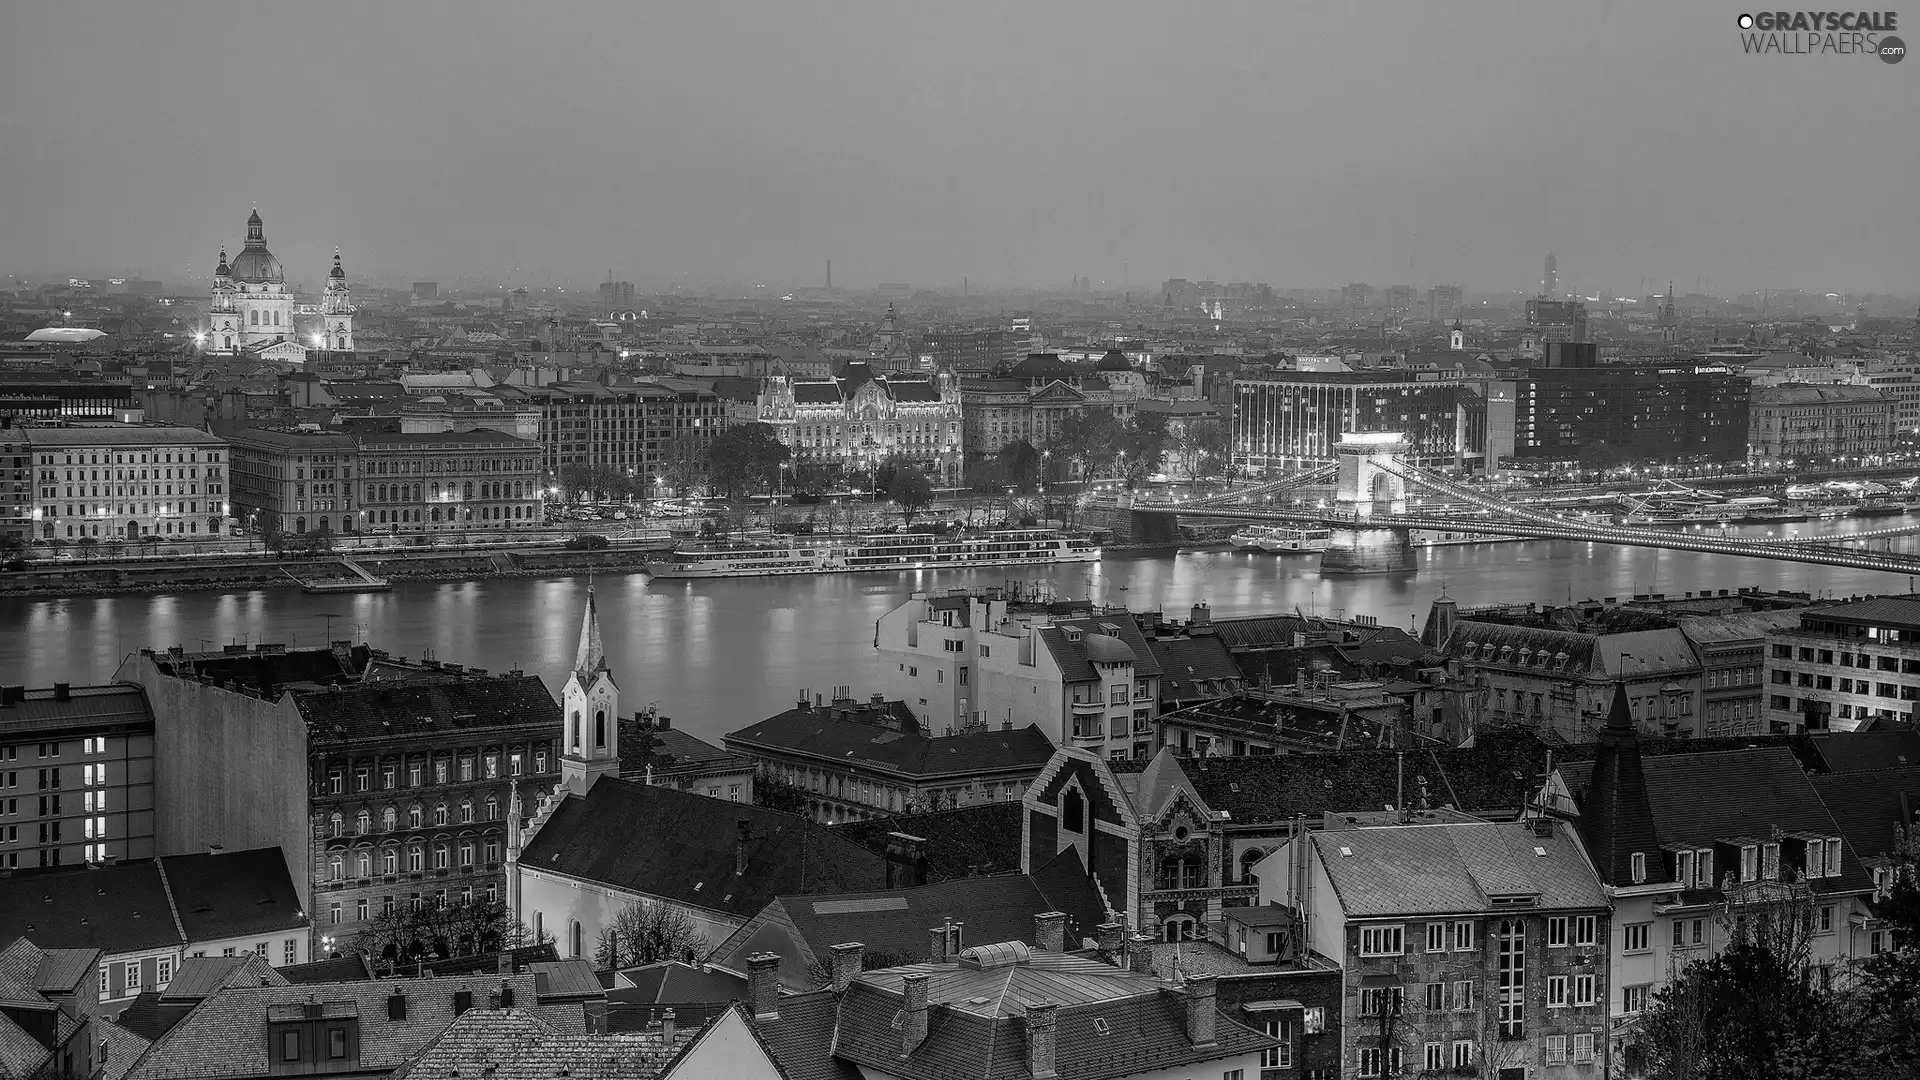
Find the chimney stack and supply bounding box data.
[829,942,864,993]
[900,972,930,1057]
[735,819,751,876]
[1127,934,1156,976]
[1095,922,1123,961]
[52,683,70,701]
[1184,973,1218,1046]
[1034,911,1068,952]
[1026,1001,1059,1079]
[929,917,960,963]
[745,953,781,1019]
[661,1008,675,1042]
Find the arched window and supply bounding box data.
[249,310,258,325]
[594,709,606,749]
[328,855,343,880]
[459,800,473,824]
[329,812,343,838]
[356,811,370,835]
[433,803,448,827]
[458,841,474,867]
[407,804,422,830]
[570,920,584,959]
[1061,788,1084,833]
[485,796,499,820]
[355,851,370,877]
[382,806,397,832]
[1240,848,1267,885]
[463,482,474,500]
[570,711,581,751]
[1163,915,1197,942]
[407,845,423,872]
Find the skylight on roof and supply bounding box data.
[1339,846,1353,857]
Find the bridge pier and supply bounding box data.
[1321,525,1417,575]
[1127,508,1182,547]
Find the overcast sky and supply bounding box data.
[1,1,1914,295]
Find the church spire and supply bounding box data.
[574,580,606,678]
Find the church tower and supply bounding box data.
[1449,316,1465,352]
[228,208,293,349]
[321,248,354,351]
[207,248,239,354]
[560,585,620,796]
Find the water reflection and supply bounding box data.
[2,538,1914,746]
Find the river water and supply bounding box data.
[5,528,1918,747]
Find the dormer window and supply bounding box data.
[1518,647,1533,665]
[1762,842,1781,880]
[1741,844,1759,882]
[1677,850,1695,888]
[1697,849,1714,889]
[1630,852,1646,884]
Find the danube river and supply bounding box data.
[5,533,1918,747]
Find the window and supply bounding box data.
[328,902,340,925]
[1573,915,1596,946]
[282,1031,300,1063]
[1424,982,1445,1012]
[1259,1018,1292,1069]
[1425,1043,1445,1072]
[157,956,172,986]
[1359,986,1404,1018]
[1697,849,1715,888]
[1574,973,1596,1006]
[1623,983,1650,1013]
[1454,920,1476,951]
[1452,1041,1474,1068]
[1360,925,1404,956]
[1624,922,1651,952]
[1573,1034,1596,1064]
[1546,1035,1568,1065]
[1496,919,1525,1038]
[1819,905,1835,934]
[1427,922,1447,952]
[1546,916,1568,947]
[329,1029,348,1060]
[1453,979,1475,1011]
[1547,974,1567,1007]
[1673,917,1704,948]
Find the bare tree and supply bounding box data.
[594,899,704,970]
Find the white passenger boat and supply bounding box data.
[643,528,1100,578]
[1230,525,1333,553]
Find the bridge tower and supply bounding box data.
[1323,432,1417,574]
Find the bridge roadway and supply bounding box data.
[1160,504,1920,574]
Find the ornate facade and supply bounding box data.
[204,208,352,359]
[759,363,963,486]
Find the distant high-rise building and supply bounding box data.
[1526,298,1588,344]
[599,280,635,308]
[1341,283,1371,320]
[1543,252,1558,296]
[1428,285,1462,323]
[412,282,438,300]
[1384,285,1415,318]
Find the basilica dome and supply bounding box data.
[228,209,284,283]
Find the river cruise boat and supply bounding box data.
[1230,525,1333,553]
[643,528,1100,578]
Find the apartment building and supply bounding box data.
[875,590,1161,761]
[114,643,562,953]
[1762,596,1920,732]
[0,682,156,869]
[21,422,230,541]
[501,378,725,491]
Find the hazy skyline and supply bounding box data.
[2,1,1915,295]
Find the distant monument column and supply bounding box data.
[1321,433,1416,574]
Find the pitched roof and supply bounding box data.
[1796,596,1920,631]
[293,673,559,743]
[0,860,183,954]
[123,974,546,1080]
[0,1014,50,1079]
[1037,617,1161,683]
[1145,636,1243,701]
[1560,747,1873,897]
[1571,688,1664,888]
[156,955,287,1001]
[520,778,887,919]
[1312,820,1607,917]
[749,990,862,1080]
[725,709,1054,780]
[1809,766,1920,862]
[98,1018,152,1080]
[1183,733,1554,825]
[833,952,1273,1080]
[0,683,153,738]
[1810,730,1920,773]
[830,803,1026,883]
[608,961,746,1006]
[159,848,307,943]
[386,1008,680,1080]
[276,953,374,985]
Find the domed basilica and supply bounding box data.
[202,208,353,360]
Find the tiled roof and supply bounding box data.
[387,1008,681,1080]
[608,961,746,1005]
[293,673,559,743]
[791,380,844,404]
[725,709,1055,780]
[886,378,943,402]
[1809,767,1920,862]
[0,1014,49,1079]
[1146,636,1243,701]
[144,644,371,699]
[0,861,183,954]
[528,959,602,1000]
[1312,820,1607,917]
[277,954,373,985]
[0,684,153,738]
[750,990,862,1080]
[834,954,1274,1080]
[160,848,307,943]
[98,1018,153,1080]
[158,955,287,1001]
[123,974,544,1080]
[1569,690,1664,888]
[1184,733,1554,824]
[830,803,1026,883]
[19,425,226,447]
[1794,596,1920,631]
[1038,617,1162,683]
[1560,747,1874,897]
[520,778,887,919]
[32,948,100,995]
[1810,731,1920,773]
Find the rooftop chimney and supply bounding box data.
[1034,911,1067,952]
[387,992,407,1021]
[1095,922,1123,960]
[900,972,929,1057]
[746,953,781,1019]
[1184,973,1217,1046]
[1127,934,1156,976]
[661,1008,675,1042]
[51,683,70,701]
[735,819,751,876]
[884,831,928,889]
[929,917,960,963]
[829,942,864,993]
[1026,1000,1059,1079]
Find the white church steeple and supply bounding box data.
[560,582,620,796]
